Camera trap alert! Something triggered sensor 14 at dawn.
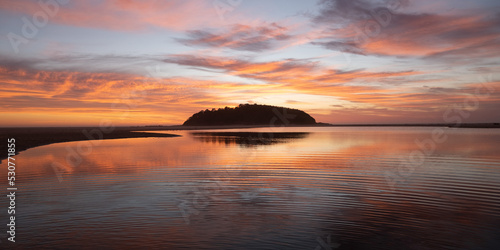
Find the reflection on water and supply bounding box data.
[1,127,500,249]
[190,131,310,145]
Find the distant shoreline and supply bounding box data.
[123,122,500,130]
[1,123,499,161]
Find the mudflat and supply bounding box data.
[0,126,181,161]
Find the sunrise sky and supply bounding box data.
[0,0,499,126]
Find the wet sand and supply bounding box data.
[0,126,182,161]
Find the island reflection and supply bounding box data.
[190,131,310,146]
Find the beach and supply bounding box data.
[0,126,182,161]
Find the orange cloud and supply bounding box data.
[0,64,293,126]
[1,52,498,126]
[165,54,420,85]
[1,61,497,126]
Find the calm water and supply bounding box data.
[1,127,500,249]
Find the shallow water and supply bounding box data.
[1,127,500,249]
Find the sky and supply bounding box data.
[0,0,499,126]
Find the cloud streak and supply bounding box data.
[0,0,242,31]
[177,23,292,52]
[311,0,500,62]
[0,0,499,125]
[164,54,420,86]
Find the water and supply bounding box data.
[1,127,500,249]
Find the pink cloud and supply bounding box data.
[0,0,244,31]
[312,0,500,60]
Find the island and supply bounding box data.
[183,104,317,126]
[2,103,498,161]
